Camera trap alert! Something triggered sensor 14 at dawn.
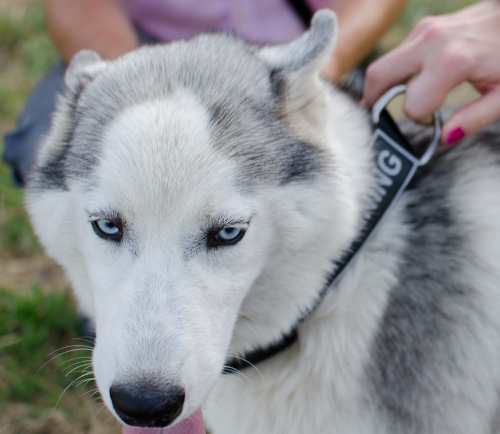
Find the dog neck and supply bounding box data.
[224,107,433,371]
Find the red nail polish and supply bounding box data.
[445,127,465,147]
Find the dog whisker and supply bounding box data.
[225,354,266,384]
[222,365,254,385]
[92,402,108,420]
[58,356,92,372]
[74,336,96,345]
[53,371,97,412]
[222,367,247,385]
[64,371,95,392]
[64,361,93,377]
[46,344,94,357]
[79,387,99,399]
[73,371,95,388]
[37,345,93,375]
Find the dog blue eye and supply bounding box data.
[216,227,243,241]
[97,219,119,235]
[92,218,123,241]
[209,226,245,248]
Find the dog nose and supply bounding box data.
[109,383,185,427]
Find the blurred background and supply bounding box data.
[0,0,477,433]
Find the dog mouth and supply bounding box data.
[108,380,205,433]
[121,407,204,434]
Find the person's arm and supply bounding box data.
[363,0,500,146]
[322,0,408,82]
[44,0,139,64]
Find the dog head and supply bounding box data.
[26,10,371,429]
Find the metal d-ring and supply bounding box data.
[371,85,442,166]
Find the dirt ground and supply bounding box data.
[0,253,69,294]
[0,402,122,434]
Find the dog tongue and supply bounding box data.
[122,408,205,434]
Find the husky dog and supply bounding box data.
[25,10,500,434]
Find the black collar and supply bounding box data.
[225,86,441,372]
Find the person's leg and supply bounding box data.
[3,60,66,187]
[3,30,157,188]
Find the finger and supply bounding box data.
[363,40,422,107]
[442,87,500,146]
[403,66,466,125]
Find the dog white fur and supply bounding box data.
[25,10,500,433]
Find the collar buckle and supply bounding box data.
[371,84,442,166]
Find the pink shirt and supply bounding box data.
[121,0,331,45]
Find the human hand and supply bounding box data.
[363,0,500,146]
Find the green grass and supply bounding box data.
[0,162,39,255]
[0,287,90,407]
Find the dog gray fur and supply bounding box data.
[25,10,500,434]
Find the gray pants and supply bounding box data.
[3,61,66,186]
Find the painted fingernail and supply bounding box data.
[445,127,465,147]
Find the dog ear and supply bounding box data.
[257,10,338,77]
[257,10,338,131]
[29,51,109,178]
[64,50,108,95]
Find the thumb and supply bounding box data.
[443,86,500,146]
